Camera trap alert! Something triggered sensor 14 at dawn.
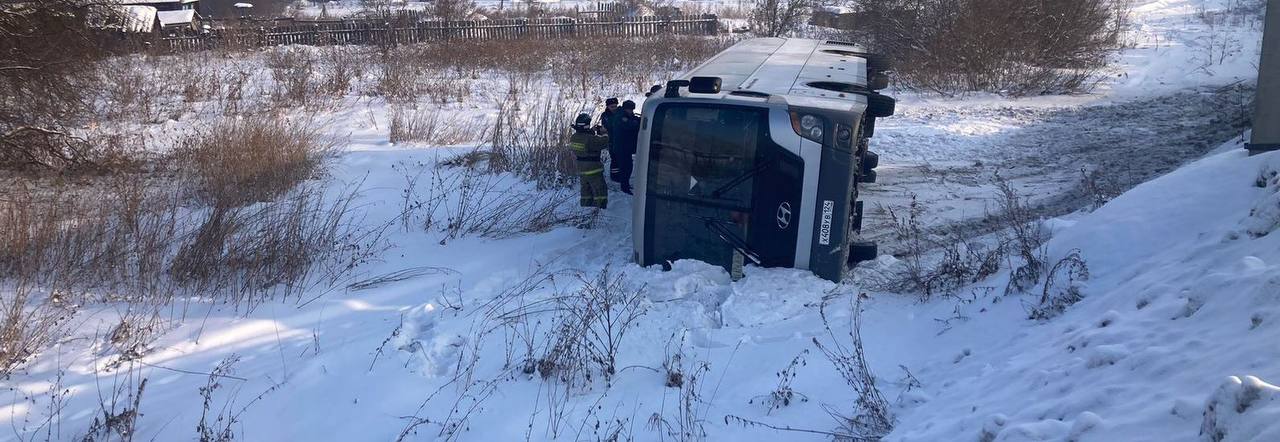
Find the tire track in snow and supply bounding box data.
[862,84,1253,254]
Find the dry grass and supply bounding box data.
[0,111,380,376]
[174,117,335,208]
[399,157,591,242]
[0,175,183,298]
[485,95,578,190]
[266,47,318,107]
[320,46,369,97]
[0,280,74,379]
[389,106,478,146]
[878,195,1005,300]
[170,183,384,310]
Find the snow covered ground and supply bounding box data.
[2,0,1276,441]
[289,0,747,18]
[864,0,1266,251]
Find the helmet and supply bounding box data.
[605,97,619,106]
[573,113,592,128]
[621,100,636,111]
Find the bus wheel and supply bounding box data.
[861,150,879,172]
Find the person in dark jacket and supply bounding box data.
[569,113,609,208]
[600,97,620,136]
[608,100,641,194]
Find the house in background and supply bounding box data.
[156,9,198,33]
[809,6,858,30]
[119,0,199,12]
[87,4,158,33]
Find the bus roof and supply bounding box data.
[678,38,872,113]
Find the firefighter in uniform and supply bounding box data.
[569,113,609,209]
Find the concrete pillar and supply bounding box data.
[1250,0,1280,154]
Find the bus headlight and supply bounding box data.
[836,125,853,148]
[790,112,825,143]
[800,115,819,130]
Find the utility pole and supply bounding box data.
[1250,0,1280,155]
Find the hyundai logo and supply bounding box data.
[776,202,792,229]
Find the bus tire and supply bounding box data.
[861,151,879,172]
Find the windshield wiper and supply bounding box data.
[710,158,774,198]
[701,217,762,265]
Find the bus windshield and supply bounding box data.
[643,103,802,272]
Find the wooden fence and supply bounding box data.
[161,14,719,52]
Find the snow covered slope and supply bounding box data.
[1,1,1275,441]
[884,143,1280,441]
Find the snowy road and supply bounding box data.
[863,83,1255,253]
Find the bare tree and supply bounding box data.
[0,0,107,170]
[431,0,477,21]
[845,0,1127,95]
[749,0,816,37]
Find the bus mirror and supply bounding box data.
[688,76,722,94]
[664,80,690,98]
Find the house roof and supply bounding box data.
[156,9,196,26]
[87,5,156,33]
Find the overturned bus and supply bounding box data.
[631,38,895,282]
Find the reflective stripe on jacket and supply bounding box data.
[569,130,609,176]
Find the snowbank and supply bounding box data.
[888,143,1280,441]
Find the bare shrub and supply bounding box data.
[196,355,280,442]
[880,195,1005,300]
[994,175,1048,294]
[750,350,810,414]
[749,0,814,37]
[167,55,220,104]
[430,0,477,21]
[1028,250,1090,320]
[106,307,168,364]
[320,46,368,97]
[813,295,894,439]
[421,74,472,104]
[99,55,164,122]
[1078,166,1120,211]
[1,172,378,320]
[648,356,711,441]
[217,67,253,116]
[846,0,1129,95]
[1,0,107,136]
[0,127,119,172]
[486,95,577,190]
[266,47,317,107]
[0,281,74,379]
[375,47,422,101]
[174,117,335,208]
[360,35,730,104]
[535,268,646,384]
[80,370,147,442]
